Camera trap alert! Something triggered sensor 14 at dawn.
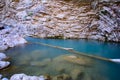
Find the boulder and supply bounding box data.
[0,74,2,79]
[4,35,27,48]
[10,73,44,80]
[0,61,10,69]
[0,53,7,60]
[13,36,27,46]
[10,73,27,80]
[1,78,9,80]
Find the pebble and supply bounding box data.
[39,75,45,80]
[2,78,9,80]
[0,74,2,79]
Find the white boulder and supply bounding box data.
[0,74,2,79]
[0,61,10,69]
[10,74,43,80]
[0,53,7,60]
[1,78,9,80]
[10,74,27,80]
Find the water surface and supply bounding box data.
[0,37,120,80]
[26,37,120,58]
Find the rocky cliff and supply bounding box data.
[0,0,120,50]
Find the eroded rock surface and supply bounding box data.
[0,52,10,69]
[0,0,120,49]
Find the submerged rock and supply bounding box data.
[70,69,84,80]
[63,55,92,66]
[30,58,51,67]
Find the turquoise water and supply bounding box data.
[26,37,120,58]
[0,37,120,80]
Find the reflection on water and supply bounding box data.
[0,38,120,80]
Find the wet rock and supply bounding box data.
[0,43,8,51]
[0,52,10,69]
[10,73,27,80]
[10,73,42,80]
[39,75,45,80]
[0,61,10,69]
[63,55,92,66]
[0,53,7,60]
[1,78,9,80]
[0,74,2,79]
[4,36,27,48]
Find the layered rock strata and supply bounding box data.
[0,0,120,50]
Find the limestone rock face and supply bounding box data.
[0,0,5,11]
[0,0,119,48]
[16,11,28,20]
[97,2,120,42]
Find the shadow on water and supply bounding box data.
[0,37,120,80]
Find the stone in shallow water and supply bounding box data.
[63,55,92,66]
[0,43,8,51]
[10,73,27,80]
[1,78,9,80]
[0,74,2,79]
[10,74,43,80]
[0,53,7,60]
[0,61,10,69]
[18,55,32,65]
[39,75,45,80]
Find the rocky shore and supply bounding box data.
[0,52,10,80]
[0,0,119,51]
